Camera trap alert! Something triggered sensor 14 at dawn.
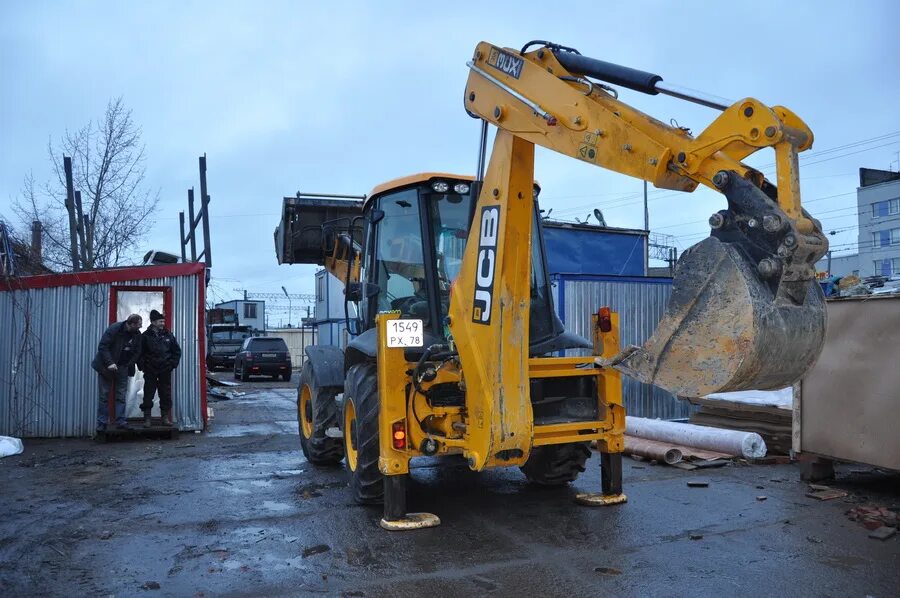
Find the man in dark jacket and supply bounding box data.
[92,314,143,431]
[138,310,182,427]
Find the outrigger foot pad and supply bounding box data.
[379,512,441,531]
[575,493,628,507]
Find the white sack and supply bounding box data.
[0,436,24,458]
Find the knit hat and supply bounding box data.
[150,309,164,322]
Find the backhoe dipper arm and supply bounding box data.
[453,41,828,405]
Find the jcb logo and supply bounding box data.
[472,206,499,325]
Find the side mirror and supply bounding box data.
[345,282,379,302]
[345,282,362,302]
[347,318,362,336]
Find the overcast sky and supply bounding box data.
[2,1,899,322]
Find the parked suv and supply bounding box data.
[207,324,253,370]
[234,337,292,381]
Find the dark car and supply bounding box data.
[207,324,253,370]
[234,337,292,381]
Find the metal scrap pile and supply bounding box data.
[820,274,900,298]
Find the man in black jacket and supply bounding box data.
[138,310,182,427]
[92,314,143,432]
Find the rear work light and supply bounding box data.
[598,307,612,333]
[391,420,407,450]
[431,181,449,193]
[453,183,470,194]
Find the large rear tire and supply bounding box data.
[298,362,344,465]
[343,362,383,504]
[520,443,591,486]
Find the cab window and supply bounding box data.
[372,189,428,320]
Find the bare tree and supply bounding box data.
[14,98,159,270]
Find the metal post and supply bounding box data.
[63,157,80,271]
[600,452,623,496]
[199,155,212,269]
[178,212,187,262]
[383,475,407,521]
[643,181,649,275]
[468,119,490,226]
[282,286,292,328]
[643,181,649,230]
[187,189,197,261]
[826,250,832,276]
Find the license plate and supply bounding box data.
[262,353,276,358]
[386,319,423,348]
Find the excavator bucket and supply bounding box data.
[611,172,828,397]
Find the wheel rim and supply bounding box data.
[299,385,313,439]
[344,398,358,471]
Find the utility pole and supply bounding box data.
[282,285,292,328]
[827,250,833,276]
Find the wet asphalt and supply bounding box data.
[1,372,898,597]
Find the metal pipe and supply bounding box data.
[295,192,367,200]
[475,119,488,183]
[467,61,555,123]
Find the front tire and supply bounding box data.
[343,362,383,504]
[298,362,344,465]
[520,443,591,486]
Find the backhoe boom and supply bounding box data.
[459,41,828,397]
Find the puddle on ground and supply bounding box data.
[261,500,293,512]
[206,421,297,437]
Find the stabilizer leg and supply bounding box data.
[575,451,627,507]
[379,474,441,531]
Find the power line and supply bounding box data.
[753,130,900,171]
[549,131,900,219]
[232,288,316,302]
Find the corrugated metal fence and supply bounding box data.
[266,327,318,367]
[554,274,695,420]
[0,266,204,437]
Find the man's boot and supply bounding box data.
[162,410,173,427]
[143,412,152,428]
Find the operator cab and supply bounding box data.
[349,173,590,357]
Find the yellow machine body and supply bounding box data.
[291,39,828,525]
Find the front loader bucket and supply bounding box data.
[612,172,828,398]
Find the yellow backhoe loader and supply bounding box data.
[274,40,828,530]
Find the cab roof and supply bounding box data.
[365,172,474,209]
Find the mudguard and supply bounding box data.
[304,345,345,388]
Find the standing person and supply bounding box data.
[139,310,181,427]
[92,314,143,432]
